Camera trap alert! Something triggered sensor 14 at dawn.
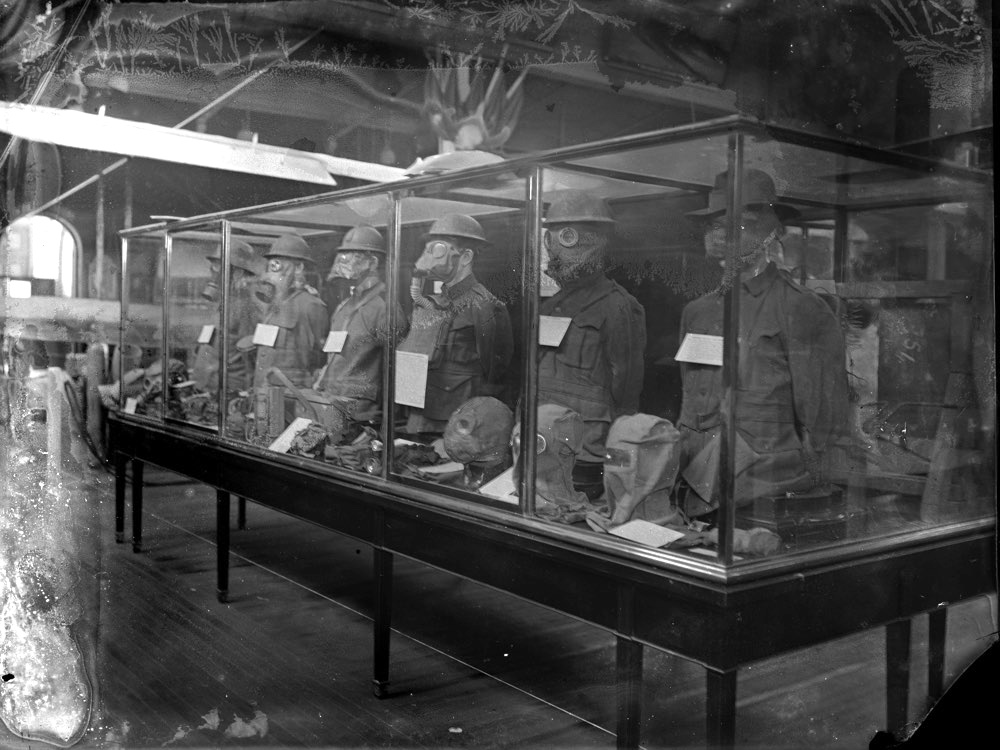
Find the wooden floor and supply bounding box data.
[3,456,996,749]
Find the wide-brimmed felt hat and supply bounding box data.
[687,169,800,221]
[205,239,262,274]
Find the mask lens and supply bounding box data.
[556,227,579,248]
[542,230,552,252]
[426,241,452,258]
[267,258,283,272]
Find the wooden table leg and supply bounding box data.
[616,637,643,749]
[706,667,737,749]
[237,496,247,530]
[131,459,144,553]
[114,452,127,543]
[217,489,230,603]
[886,618,912,733]
[372,547,393,698]
[927,608,947,703]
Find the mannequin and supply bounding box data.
[397,214,512,435]
[678,169,849,516]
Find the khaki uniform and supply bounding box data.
[253,289,329,390]
[678,262,849,513]
[191,291,260,398]
[399,274,512,434]
[537,271,646,464]
[316,276,403,423]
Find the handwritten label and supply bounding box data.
[538,316,573,347]
[675,333,723,366]
[197,325,215,345]
[252,323,280,347]
[394,351,428,408]
[124,397,138,414]
[323,330,348,353]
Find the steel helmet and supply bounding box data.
[264,234,315,264]
[423,213,488,244]
[543,191,615,225]
[336,225,385,254]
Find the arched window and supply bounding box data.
[1,215,78,298]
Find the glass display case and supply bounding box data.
[117,118,995,574]
[120,229,166,421]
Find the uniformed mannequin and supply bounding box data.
[313,225,403,427]
[678,169,849,516]
[398,213,513,435]
[537,191,646,500]
[251,234,329,391]
[191,239,263,399]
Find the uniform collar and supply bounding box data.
[352,274,382,296]
[443,273,477,299]
[742,261,781,297]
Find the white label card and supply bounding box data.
[268,417,313,453]
[252,323,280,347]
[124,397,138,414]
[394,351,429,408]
[323,330,348,353]
[609,520,686,548]
[479,467,518,504]
[197,325,215,344]
[538,316,573,347]
[675,333,724,366]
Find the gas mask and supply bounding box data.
[443,397,514,488]
[413,239,470,283]
[704,211,780,275]
[602,414,681,526]
[513,404,590,522]
[256,257,299,304]
[328,251,375,284]
[543,224,608,284]
[201,261,222,303]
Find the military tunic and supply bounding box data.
[537,271,646,464]
[398,273,512,434]
[191,290,260,398]
[678,262,848,512]
[252,288,329,390]
[315,275,403,423]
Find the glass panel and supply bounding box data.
[389,174,525,502]
[707,134,997,564]
[164,225,223,428]
[527,153,725,555]
[223,194,395,472]
[121,231,165,420]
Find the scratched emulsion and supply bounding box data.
[1,375,95,747]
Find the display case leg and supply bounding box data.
[114,452,127,543]
[705,667,737,749]
[237,496,247,530]
[372,547,393,698]
[885,618,912,733]
[615,637,643,749]
[217,490,230,603]
[131,459,144,553]
[927,608,947,703]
